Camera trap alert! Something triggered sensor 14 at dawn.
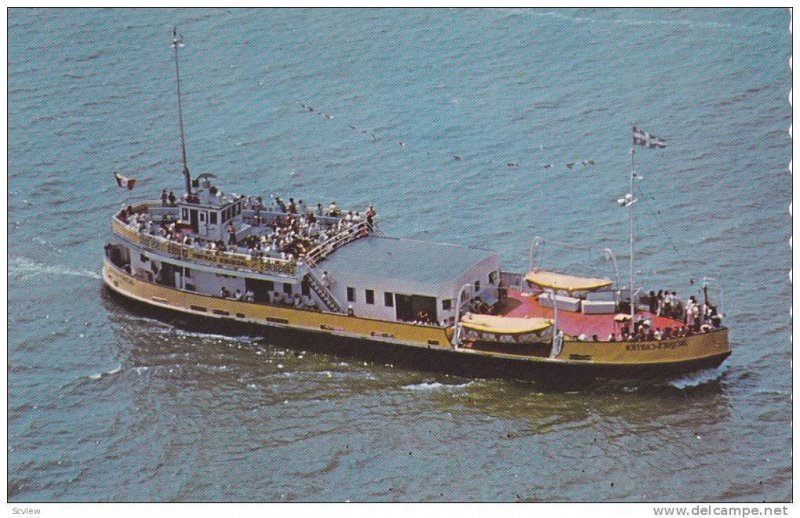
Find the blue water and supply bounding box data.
[8,8,791,502]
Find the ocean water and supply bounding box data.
[7,8,791,502]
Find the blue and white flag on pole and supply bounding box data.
[632,126,666,149]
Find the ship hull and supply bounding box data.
[102,261,730,382]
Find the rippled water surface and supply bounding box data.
[7,8,791,502]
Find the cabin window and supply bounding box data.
[182,208,189,220]
[200,212,206,223]
[283,283,293,295]
[474,280,481,293]
[384,292,394,307]
[442,299,452,311]
[347,287,356,302]
[365,289,375,305]
[210,212,218,224]
[489,271,497,285]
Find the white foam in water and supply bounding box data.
[402,381,474,391]
[88,365,123,380]
[174,329,255,342]
[668,364,728,390]
[9,256,102,280]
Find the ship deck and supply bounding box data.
[502,288,682,339]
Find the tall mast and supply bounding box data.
[172,27,191,197]
[629,144,636,324]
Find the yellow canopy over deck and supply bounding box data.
[460,314,553,335]
[524,270,612,292]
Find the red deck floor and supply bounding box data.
[503,288,682,339]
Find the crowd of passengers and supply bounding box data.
[118,194,377,265]
[590,292,723,342]
[644,289,722,331]
[461,283,723,342]
[217,286,320,310]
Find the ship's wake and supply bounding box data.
[666,364,729,390]
[9,256,102,281]
[401,381,476,391]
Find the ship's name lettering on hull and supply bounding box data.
[625,339,689,352]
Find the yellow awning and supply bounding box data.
[524,270,612,292]
[460,314,553,335]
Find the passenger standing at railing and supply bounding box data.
[366,204,376,230]
[671,291,683,320]
[686,298,696,329]
[648,290,657,314]
[663,290,673,318]
[227,222,236,246]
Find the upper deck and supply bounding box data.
[112,192,377,277]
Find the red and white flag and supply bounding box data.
[114,172,136,190]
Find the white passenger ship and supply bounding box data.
[102,29,730,380]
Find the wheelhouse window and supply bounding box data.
[442,299,452,311]
[210,212,218,224]
[474,280,481,293]
[384,292,394,307]
[365,289,375,304]
[283,283,293,295]
[347,287,356,302]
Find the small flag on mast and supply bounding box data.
[632,126,666,149]
[114,172,136,190]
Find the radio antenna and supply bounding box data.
[172,26,191,196]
